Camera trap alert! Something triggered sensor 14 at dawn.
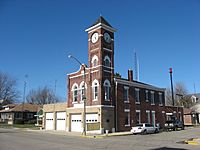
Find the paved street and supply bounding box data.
[0,127,200,150]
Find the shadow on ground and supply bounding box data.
[149,147,188,150]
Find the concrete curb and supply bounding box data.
[81,132,132,138]
[25,129,133,138]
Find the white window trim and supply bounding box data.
[124,86,129,102]
[91,55,99,67]
[135,88,140,104]
[92,79,99,101]
[71,83,79,102]
[146,110,150,124]
[104,79,111,101]
[124,109,130,127]
[80,81,87,102]
[104,55,111,63]
[136,110,141,124]
[152,111,156,126]
[145,90,149,102]
[159,92,163,106]
[150,91,155,105]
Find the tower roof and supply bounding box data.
[85,16,116,32]
[90,16,112,28]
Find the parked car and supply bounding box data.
[130,123,159,134]
[164,120,184,131]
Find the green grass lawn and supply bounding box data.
[0,123,40,130]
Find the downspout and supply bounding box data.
[115,79,118,132]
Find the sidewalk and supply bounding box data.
[26,129,132,138]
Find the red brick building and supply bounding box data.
[66,16,183,133]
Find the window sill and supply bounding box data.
[124,101,129,103]
[93,99,98,101]
[135,102,140,104]
[72,102,78,104]
[159,104,163,106]
[146,100,149,102]
[151,103,155,105]
[105,99,110,101]
[125,124,130,127]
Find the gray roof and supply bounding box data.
[90,16,112,28]
[115,78,165,92]
[188,93,200,99]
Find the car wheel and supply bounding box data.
[154,129,158,133]
[143,130,147,135]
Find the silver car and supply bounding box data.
[130,123,159,134]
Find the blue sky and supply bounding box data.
[0,0,199,102]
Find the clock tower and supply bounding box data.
[85,16,116,106]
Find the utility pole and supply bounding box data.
[169,68,175,106]
[22,74,28,124]
[68,54,86,136]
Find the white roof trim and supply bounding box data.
[85,22,117,33]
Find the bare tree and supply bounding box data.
[0,72,19,104]
[165,82,193,108]
[26,86,60,105]
[114,72,122,78]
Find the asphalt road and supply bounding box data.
[0,127,200,150]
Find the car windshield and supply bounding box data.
[166,120,173,123]
[136,124,143,127]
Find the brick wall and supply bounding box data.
[115,81,183,131]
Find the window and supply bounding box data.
[15,113,22,119]
[159,92,163,105]
[135,88,140,104]
[93,59,97,67]
[150,91,155,105]
[92,79,99,100]
[91,55,98,67]
[80,82,87,101]
[124,109,130,126]
[104,80,110,101]
[72,83,78,102]
[104,55,111,67]
[136,110,141,124]
[152,111,156,126]
[145,90,149,102]
[146,110,150,124]
[27,113,33,119]
[123,86,129,102]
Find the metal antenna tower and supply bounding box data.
[134,50,139,81]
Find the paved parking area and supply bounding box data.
[0,127,200,150]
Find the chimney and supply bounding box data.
[128,69,133,81]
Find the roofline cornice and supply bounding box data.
[114,78,166,92]
[85,23,117,33]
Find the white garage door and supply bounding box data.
[71,114,82,132]
[86,114,98,123]
[45,113,54,130]
[56,112,66,131]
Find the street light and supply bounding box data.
[169,68,175,106]
[68,54,86,136]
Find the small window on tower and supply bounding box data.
[104,55,111,67]
[93,59,97,67]
[91,55,98,67]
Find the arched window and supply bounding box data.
[92,79,99,100]
[80,81,87,101]
[104,55,111,67]
[91,55,98,67]
[71,83,78,102]
[104,80,111,101]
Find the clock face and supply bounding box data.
[104,32,111,43]
[91,32,99,43]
